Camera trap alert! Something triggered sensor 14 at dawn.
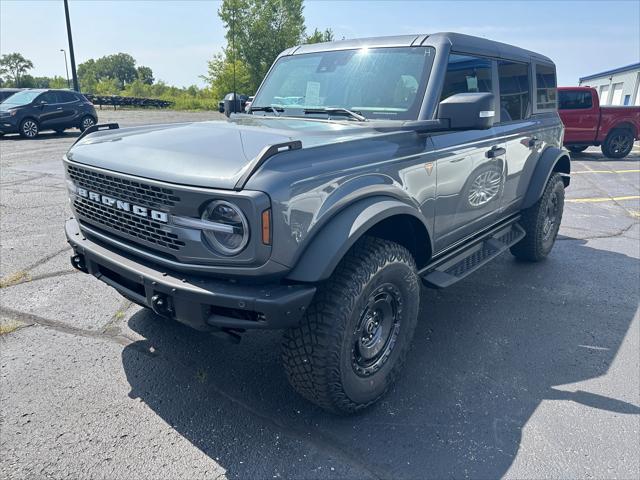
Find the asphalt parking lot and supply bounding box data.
[1,110,638,479]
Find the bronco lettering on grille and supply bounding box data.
[76,187,169,223]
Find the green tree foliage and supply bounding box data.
[202,51,252,100]
[136,66,154,85]
[78,53,139,90]
[214,0,306,95]
[305,28,334,44]
[0,52,34,87]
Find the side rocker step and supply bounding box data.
[422,222,525,289]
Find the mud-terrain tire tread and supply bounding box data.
[282,237,419,414]
[510,172,564,262]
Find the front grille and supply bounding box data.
[74,198,185,251]
[67,164,181,209]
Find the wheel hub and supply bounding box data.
[352,284,402,376]
[543,191,559,240]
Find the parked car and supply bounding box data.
[558,86,639,158]
[0,88,23,102]
[63,33,570,413]
[0,89,97,138]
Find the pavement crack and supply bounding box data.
[0,306,136,347]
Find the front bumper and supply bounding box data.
[0,118,18,134]
[65,218,316,331]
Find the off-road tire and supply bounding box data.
[282,237,420,414]
[19,118,39,139]
[601,129,634,159]
[567,146,588,154]
[510,173,565,262]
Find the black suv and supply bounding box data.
[0,89,97,138]
[64,33,570,413]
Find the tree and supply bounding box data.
[0,53,34,87]
[136,66,154,85]
[77,53,137,91]
[203,51,252,100]
[305,28,334,44]
[217,0,306,94]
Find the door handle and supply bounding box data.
[56,107,63,110]
[485,146,506,158]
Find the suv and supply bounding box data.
[0,89,97,138]
[64,33,570,413]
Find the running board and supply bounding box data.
[421,222,525,289]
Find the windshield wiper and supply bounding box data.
[303,107,367,122]
[249,105,284,117]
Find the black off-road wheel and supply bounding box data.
[567,146,588,154]
[282,237,420,414]
[510,173,565,262]
[601,129,634,159]
[19,118,39,139]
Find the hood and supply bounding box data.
[66,116,388,189]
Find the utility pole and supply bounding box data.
[63,0,79,91]
[60,49,70,89]
[231,5,236,113]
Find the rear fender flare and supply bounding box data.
[522,147,570,209]
[286,196,431,283]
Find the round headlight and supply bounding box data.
[202,200,249,255]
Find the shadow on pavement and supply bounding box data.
[569,149,639,162]
[0,131,81,141]
[122,238,639,479]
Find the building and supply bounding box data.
[578,62,640,106]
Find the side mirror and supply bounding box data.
[437,92,495,130]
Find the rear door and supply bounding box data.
[558,90,598,143]
[432,53,507,251]
[56,91,83,126]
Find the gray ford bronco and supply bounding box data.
[64,33,570,413]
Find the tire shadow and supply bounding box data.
[122,238,639,479]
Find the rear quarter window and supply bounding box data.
[535,63,557,111]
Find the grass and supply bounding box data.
[0,270,30,288]
[0,319,24,335]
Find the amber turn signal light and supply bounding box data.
[261,209,271,245]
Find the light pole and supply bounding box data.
[63,0,79,91]
[60,49,70,89]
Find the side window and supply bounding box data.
[498,60,530,122]
[535,63,557,110]
[58,91,78,103]
[440,54,493,102]
[39,91,59,104]
[558,91,593,110]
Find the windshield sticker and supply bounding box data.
[305,81,321,106]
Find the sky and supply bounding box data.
[1,0,639,89]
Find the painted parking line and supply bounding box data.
[572,169,640,174]
[566,195,640,203]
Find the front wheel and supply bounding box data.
[601,129,634,159]
[19,118,39,139]
[510,173,565,262]
[282,237,420,414]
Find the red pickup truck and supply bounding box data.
[558,86,639,158]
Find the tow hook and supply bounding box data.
[151,293,173,317]
[70,254,87,273]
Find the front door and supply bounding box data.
[431,52,507,252]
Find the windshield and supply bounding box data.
[252,46,434,120]
[1,90,41,107]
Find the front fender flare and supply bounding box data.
[521,147,570,209]
[286,196,430,283]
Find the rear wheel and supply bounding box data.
[601,129,634,159]
[19,118,39,139]
[79,115,96,132]
[282,237,420,414]
[511,173,565,262]
[567,146,588,154]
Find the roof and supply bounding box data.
[579,62,640,83]
[287,32,553,64]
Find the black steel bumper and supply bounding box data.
[65,218,316,331]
